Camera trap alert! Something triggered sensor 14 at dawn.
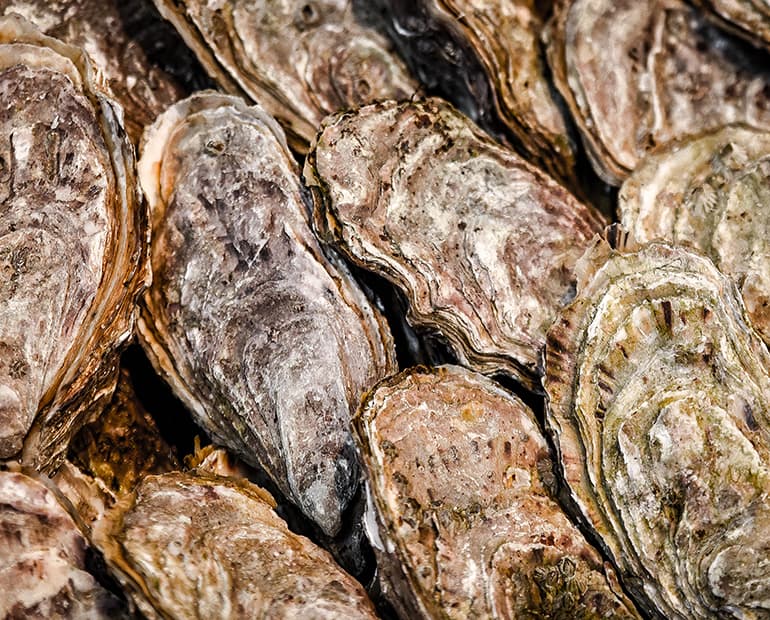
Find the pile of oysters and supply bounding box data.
[2,0,770,617]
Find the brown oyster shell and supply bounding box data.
[547,0,770,185]
[544,236,770,618]
[305,98,606,390]
[693,0,770,51]
[0,15,147,472]
[92,471,379,620]
[619,125,770,345]
[151,0,419,153]
[355,365,640,619]
[137,92,396,536]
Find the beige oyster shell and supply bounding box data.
[151,0,419,153]
[544,236,770,618]
[92,471,379,620]
[547,0,770,185]
[693,0,770,51]
[355,365,640,619]
[0,15,147,472]
[137,92,396,536]
[305,98,605,390]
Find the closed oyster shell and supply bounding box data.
[0,15,147,472]
[547,0,770,184]
[137,92,396,536]
[619,125,770,345]
[92,471,379,620]
[151,0,418,153]
[355,365,640,619]
[305,98,605,390]
[693,0,770,51]
[544,237,770,618]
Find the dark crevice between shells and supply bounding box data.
[83,545,135,615]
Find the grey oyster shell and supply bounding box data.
[0,469,129,618]
[0,15,147,472]
[693,0,770,51]
[547,0,770,185]
[355,365,640,619]
[305,98,606,390]
[137,92,396,536]
[151,0,419,153]
[619,125,770,345]
[544,236,770,618]
[92,471,379,620]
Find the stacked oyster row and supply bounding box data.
[2,0,770,618]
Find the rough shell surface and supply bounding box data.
[693,0,770,51]
[544,237,770,619]
[305,98,606,390]
[137,92,396,536]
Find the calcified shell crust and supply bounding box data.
[0,15,146,472]
[619,125,770,346]
[544,238,770,618]
[305,98,605,390]
[0,470,128,618]
[355,365,640,619]
[548,0,770,185]
[138,92,396,536]
[92,472,379,620]
[375,0,576,185]
[151,0,418,153]
[693,0,770,51]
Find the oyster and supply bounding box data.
[92,471,378,619]
[544,236,770,618]
[138,92,396,536]
[0,15,146,472]
[151,0,418,153]
[305,98,606,390]
[619,125,770,345]
[693,0,770,51]
[547,0,770,184]
[0,469,129,618]
[355,365,640,619]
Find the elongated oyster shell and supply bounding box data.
[92,471,378,619]
[619,125,770,345]
[0,15,146,471]
[544,237,770,618]
[355,365,640,619]
[0,469,129,618]
[693,0,770,51]
[547,0,770,184]
[305,98,605,390]
[152,0,418,153]
[138,92,396,536]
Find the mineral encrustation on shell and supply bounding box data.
[151,0,419,153]
[355,365,640,619]
[137,92,396,536]
[0,15,147,472]
[544,236,770,618]
[305,97,606,390]
[547,0,770,185]
[619,125,770,346]
[92,471,379,620]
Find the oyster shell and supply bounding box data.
[92,471,379,619]
[544,236,770,618]
[138,92,396,536]
[619,125,770,345]
[305,98,606,390]
[0,469,129,618]
[0,15,147,472]
[151,0,419,153]
[355,365,640,619]
[547,0,770,184]
[693,0,770,51]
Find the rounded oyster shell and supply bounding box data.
[0,15,147,472]
[305,98,605,390]
[547,0,770,184]
[544,237,770,618]
[151,0,419,153]
[355,365,640,619]
[137,92,396,536]
[619,125,770,345]
[92,471,379,620]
